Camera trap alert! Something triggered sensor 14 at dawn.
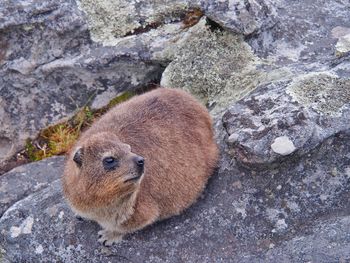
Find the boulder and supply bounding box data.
[0,125,349,262]
[0,0,162,163]
[222,72,350,168]
[0,156,64,217]
[0,0,276,164]
[1,0,350,262]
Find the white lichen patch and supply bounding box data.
[228,133,240,143]
[271,136,296,156]
[336,33,350,57]
[276,218,288,231]
[345,167,350,178]
[287,72,350,116]
[59,211,65,219]
[274,41,306,62]
[10,216,34,238]
[285,200,300,213]
[35,244,44,254]
[235,207,247,219]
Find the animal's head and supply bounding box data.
[62,132,145,211]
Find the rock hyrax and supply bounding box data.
[62,88,219,246]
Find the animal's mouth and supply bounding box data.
[124,173,144,183]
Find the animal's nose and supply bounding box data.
[134,156,145,167]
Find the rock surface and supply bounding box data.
[1,0,350,262]
[222,72,350,168]
[0,156,64,217]
[0,126,350,262]
[0,0,276,164]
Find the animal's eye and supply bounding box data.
[103,157,118,170]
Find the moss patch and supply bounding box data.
[107,90,136,108]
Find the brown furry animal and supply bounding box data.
[62,88,219,246]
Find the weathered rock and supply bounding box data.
[0,0,164,164]
[161,18,261,110]
[248,0,350,66]
[0,125,349,262]
[263,216,350,263]
[1,0,350,262]
[78,0,276,44]
[336,34,350,58]
[0,156,64,217]
[160,18,291,115]
[222,72,350,168]
[0,0,276,165]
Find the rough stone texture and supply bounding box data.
[1,0,350,262]
[0,126,349,262]
[0,156,64,217]
[160,18,262,110]
[0,0,276,164]
[222,72,350,168]
[247,0,350,67]
[0,0,164,163]
[160,17,293,115]
[78,0,276,44]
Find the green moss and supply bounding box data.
[107,91,136,108]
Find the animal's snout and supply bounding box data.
[134,156,145,168]
[133,155,145,174]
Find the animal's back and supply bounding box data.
[82,88,219,218]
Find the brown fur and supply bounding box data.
[62,88,219,245]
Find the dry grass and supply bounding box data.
[23,86,158,162]
[25,106,94,161]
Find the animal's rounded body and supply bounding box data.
[62,88,219,245]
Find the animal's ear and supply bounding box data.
[73,147,84,167]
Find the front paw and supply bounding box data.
[98,229,123,247]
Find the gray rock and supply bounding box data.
[248,0,350,67]
[222,72,350,168]
[160,18,259,108]
[78,0,276,44]
[263,216,350,263]
[0,156,64,217]
[202,0,276,35]
[160,18,291,115]
[0,126,349,262]
[1,0,350,262]
[0,0,276,164]
[0,0,160,163]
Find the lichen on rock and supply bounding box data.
[287,72,350,116]
[2,0,350,262]
[335,33,350,57]
[161,18,262,112]
[77,0,191,44]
